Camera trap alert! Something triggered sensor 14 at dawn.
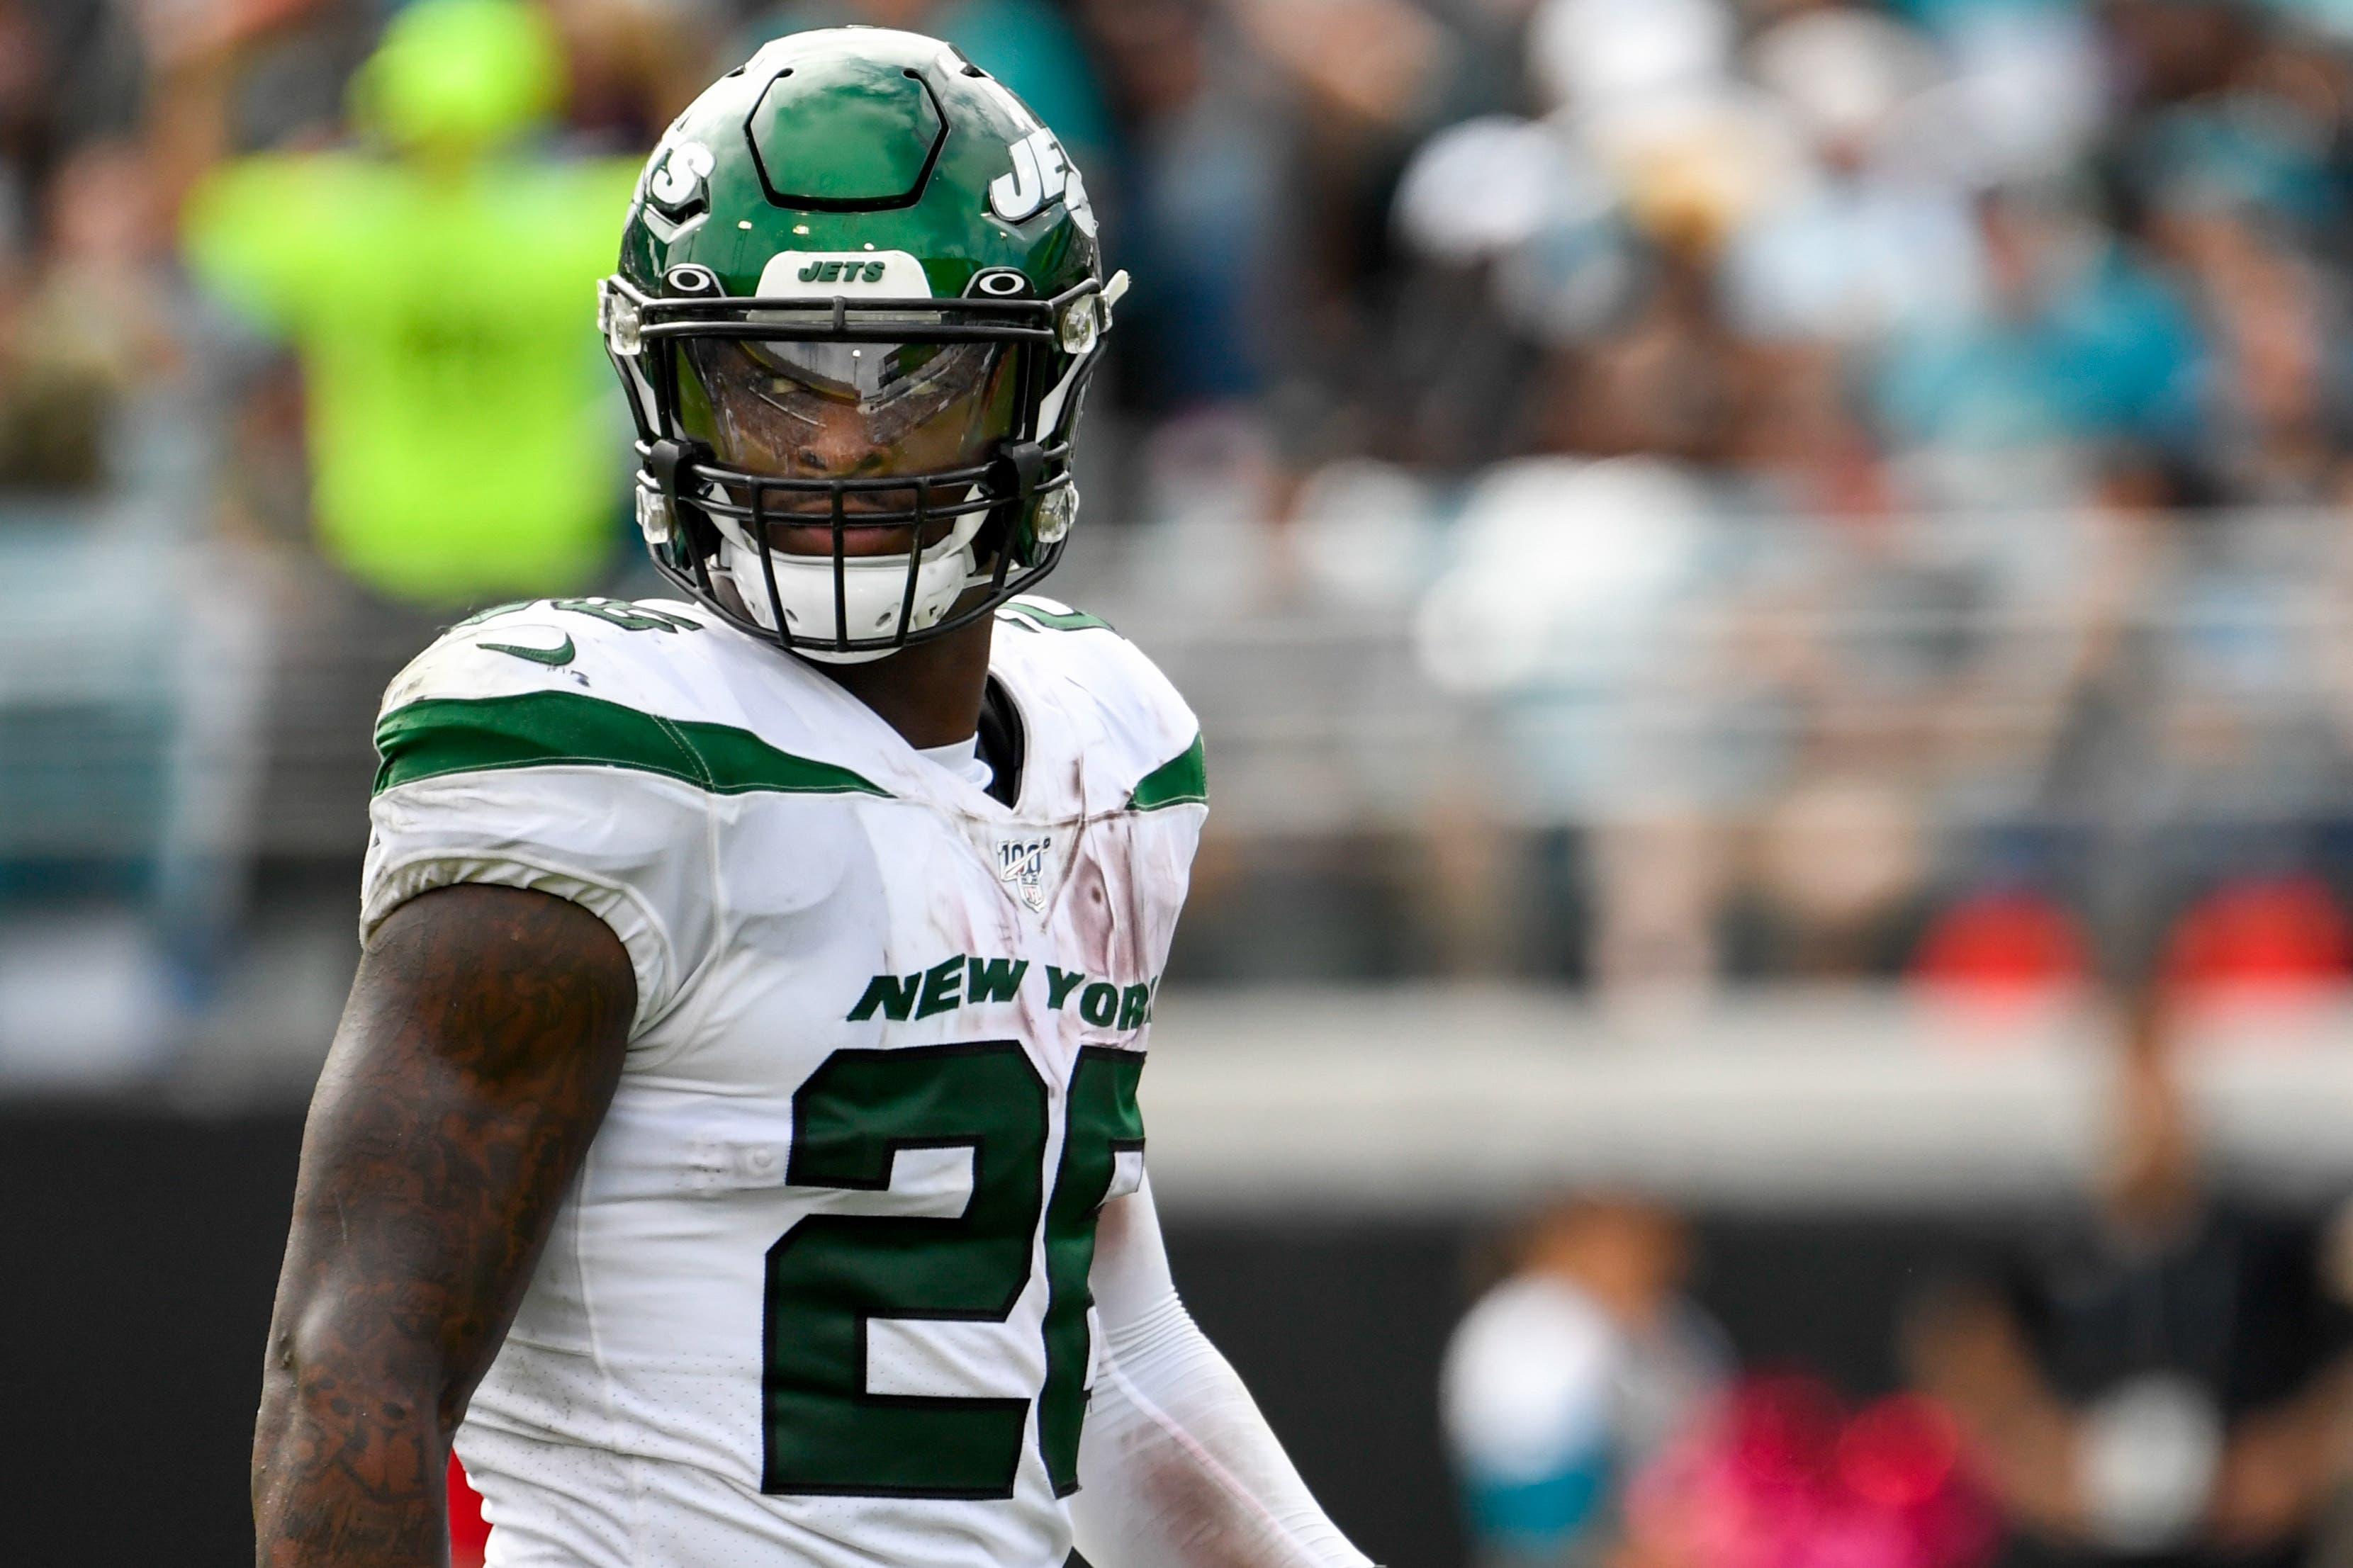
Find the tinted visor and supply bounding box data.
[680,334,1016,477]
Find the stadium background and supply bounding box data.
[18,0,2353,1564]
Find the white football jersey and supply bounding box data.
[359,594,1208,1568]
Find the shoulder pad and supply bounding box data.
[379,597,712,718]
[997,595,1203,811]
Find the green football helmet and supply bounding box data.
[600,26,1125,662]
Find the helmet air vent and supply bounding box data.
[747,54,945,211]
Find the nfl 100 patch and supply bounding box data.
[997,835,1051,915]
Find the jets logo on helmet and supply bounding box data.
[991,128,1077,223]
[601,27,1125,663]
[647,141,714,210]
[758,252,931,295]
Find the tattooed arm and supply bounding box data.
[253,884,635,1567]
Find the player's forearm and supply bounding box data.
[252,1155,495,1568]
[253,886,635,1566]
[253,1324,454,1567]
[1072,1185,1373,1568]
[1073,1298,1375,1568]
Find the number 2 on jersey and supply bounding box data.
[761,1042,1145,1498]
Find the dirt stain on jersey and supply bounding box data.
[1064,809,1195,991]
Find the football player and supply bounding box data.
[252,26,1376,1568]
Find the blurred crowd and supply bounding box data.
[18,7,2353,1563]
[19,0,2353,1044]
[1445,997,2353,1568]
[21,0,2353,523]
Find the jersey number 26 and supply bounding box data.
[763,1042,1143,1499]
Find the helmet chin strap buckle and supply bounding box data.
[644,437,716,546]
[981,439,1048,561]
[993,440,1046,502]
[649,439,695,506]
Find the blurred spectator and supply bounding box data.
[0,0,168,494]
[2155,200,2353,505]
[1085,0,1288,424]
[164,0,639,605]
[0,135,201,495]
[1911,991,2353,1568]
[1442,1195,1729,1567]
[1722,9,1979,348]
[134,0,652,859]
[0,0,41,273]
[1622,1376,1997,1568]
[1732,772,1932,980]
[1874,186,2205,509]
[547,0,719,152]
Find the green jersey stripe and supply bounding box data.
[1001,603,1114,633]
[1128,735,1206,811]
[374,692,892,799]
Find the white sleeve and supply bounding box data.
[1071,1177,1376,1568]
[356,611,726,1040]
[361,769,717,1039]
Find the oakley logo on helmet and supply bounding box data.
[990,128,1077,223]
[648,140,714,209]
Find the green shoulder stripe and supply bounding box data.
[1002,602,1115,634]
[1128,734,1207,811]
[374,691,890,800]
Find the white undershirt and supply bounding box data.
[915,734,994,792]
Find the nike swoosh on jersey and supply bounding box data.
[480,634,578,668]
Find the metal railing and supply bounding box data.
[6,504,2353,870]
